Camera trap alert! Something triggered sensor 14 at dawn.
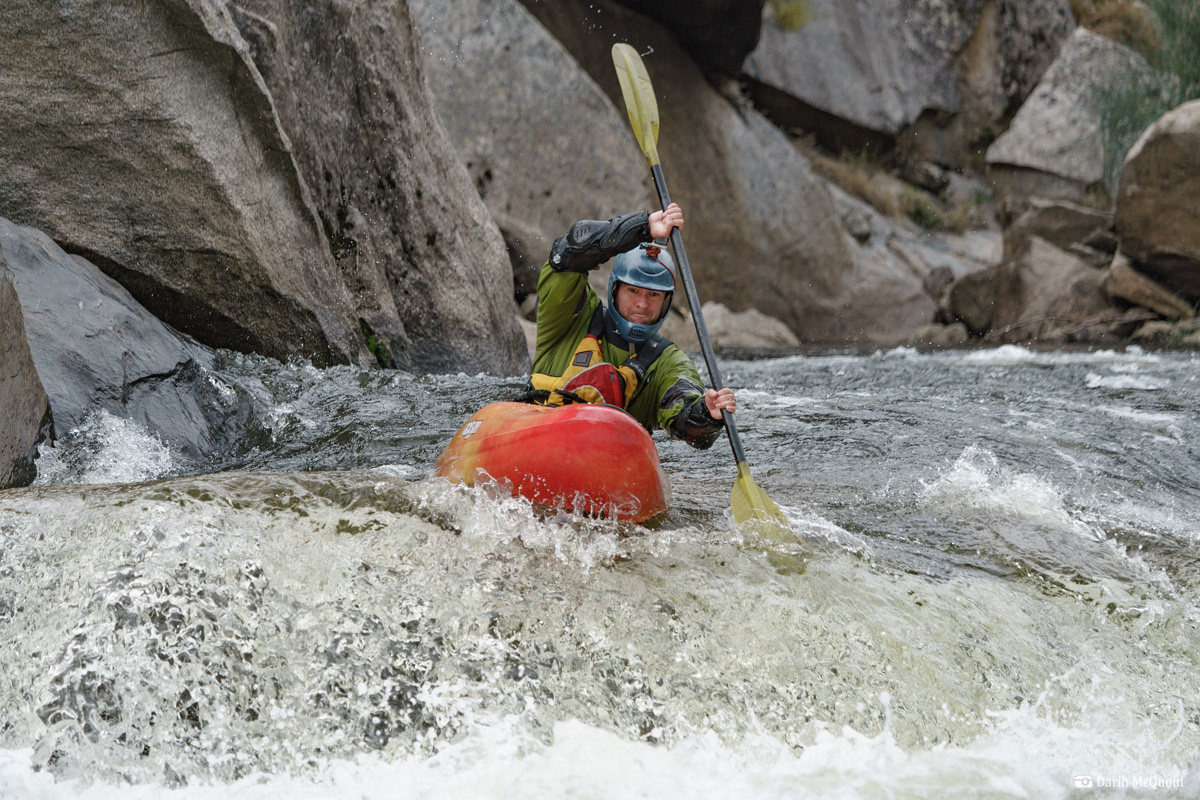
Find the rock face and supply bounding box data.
[949,236,1110,342]
[515,0,920,345]
[746,0,971,142]
[230,0,529,374]
[1,267,52,489]
[610,0,764,76]
[410,0,654,296]
[986,28,1143,207]
[1,218,258,462]
[744,0,1073,165]
[0,0,367,368]
[0,0,528,375]
[1115,99,1200,304]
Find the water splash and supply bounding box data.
[32,410,179,485]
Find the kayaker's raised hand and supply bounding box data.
[705,387,736,419]
[649,203,684,240]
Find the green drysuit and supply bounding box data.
[532,262,723,449]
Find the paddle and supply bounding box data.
[611,43,811,573]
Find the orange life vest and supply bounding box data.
[529,307,669,408]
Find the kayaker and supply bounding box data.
[523,203,736,449]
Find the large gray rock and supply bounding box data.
[987,28,1143,207]
[746,0,971,140]
[949,236,1112,341]
[1,218,258,462]
[230,0,529,374]
[1114,99,1200,304]
[744,0,1073,166]
[516,0,896,345]
[410,0,654,295]
[0,0,368,368]
[1,0,528,375]
[1,267,52,489]
[661,302,800,352]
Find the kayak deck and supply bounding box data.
[433,401,670,522]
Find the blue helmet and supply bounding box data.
[607,243,676,342]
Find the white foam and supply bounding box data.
[370,464,418,479]
[1085,373,1169,391]
[959,345,1041,365]
[32,410,177,485]
[2,700,1190,800]
[920,447,1103,542]
[736,389,820,409]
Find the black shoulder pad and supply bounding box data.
[548,210,651,273]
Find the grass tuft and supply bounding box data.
[1090,0,1200,192]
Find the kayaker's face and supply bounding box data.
[615,283,667,325]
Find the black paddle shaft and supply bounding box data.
[650,164,748,465]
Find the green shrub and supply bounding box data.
[1094,0,1200,193]
[766,0,817,31]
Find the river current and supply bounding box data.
[1,345,1197,798]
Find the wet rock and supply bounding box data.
[1002,199,1114,260]
[1103,253,1195,321]
[1,268,52,489]
[410,0,653,305]
[1,218,259,462]
[987,29,1144,208]
[0,0,370,368]
[1114,99,1200,304]
[232,0,529,374]
[949,236,1112,342]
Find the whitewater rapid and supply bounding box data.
[1,345,1197,798]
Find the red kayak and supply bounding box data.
[433,401,670,522]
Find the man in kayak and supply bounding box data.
[524,203,736,449]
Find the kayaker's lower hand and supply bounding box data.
[705,388,735,419]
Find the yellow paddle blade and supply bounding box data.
[731,462,812,574]
[611,43,661,167]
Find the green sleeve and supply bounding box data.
[626,345,706,431]
[533,263,599,375]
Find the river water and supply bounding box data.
[1,345,1197,798]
